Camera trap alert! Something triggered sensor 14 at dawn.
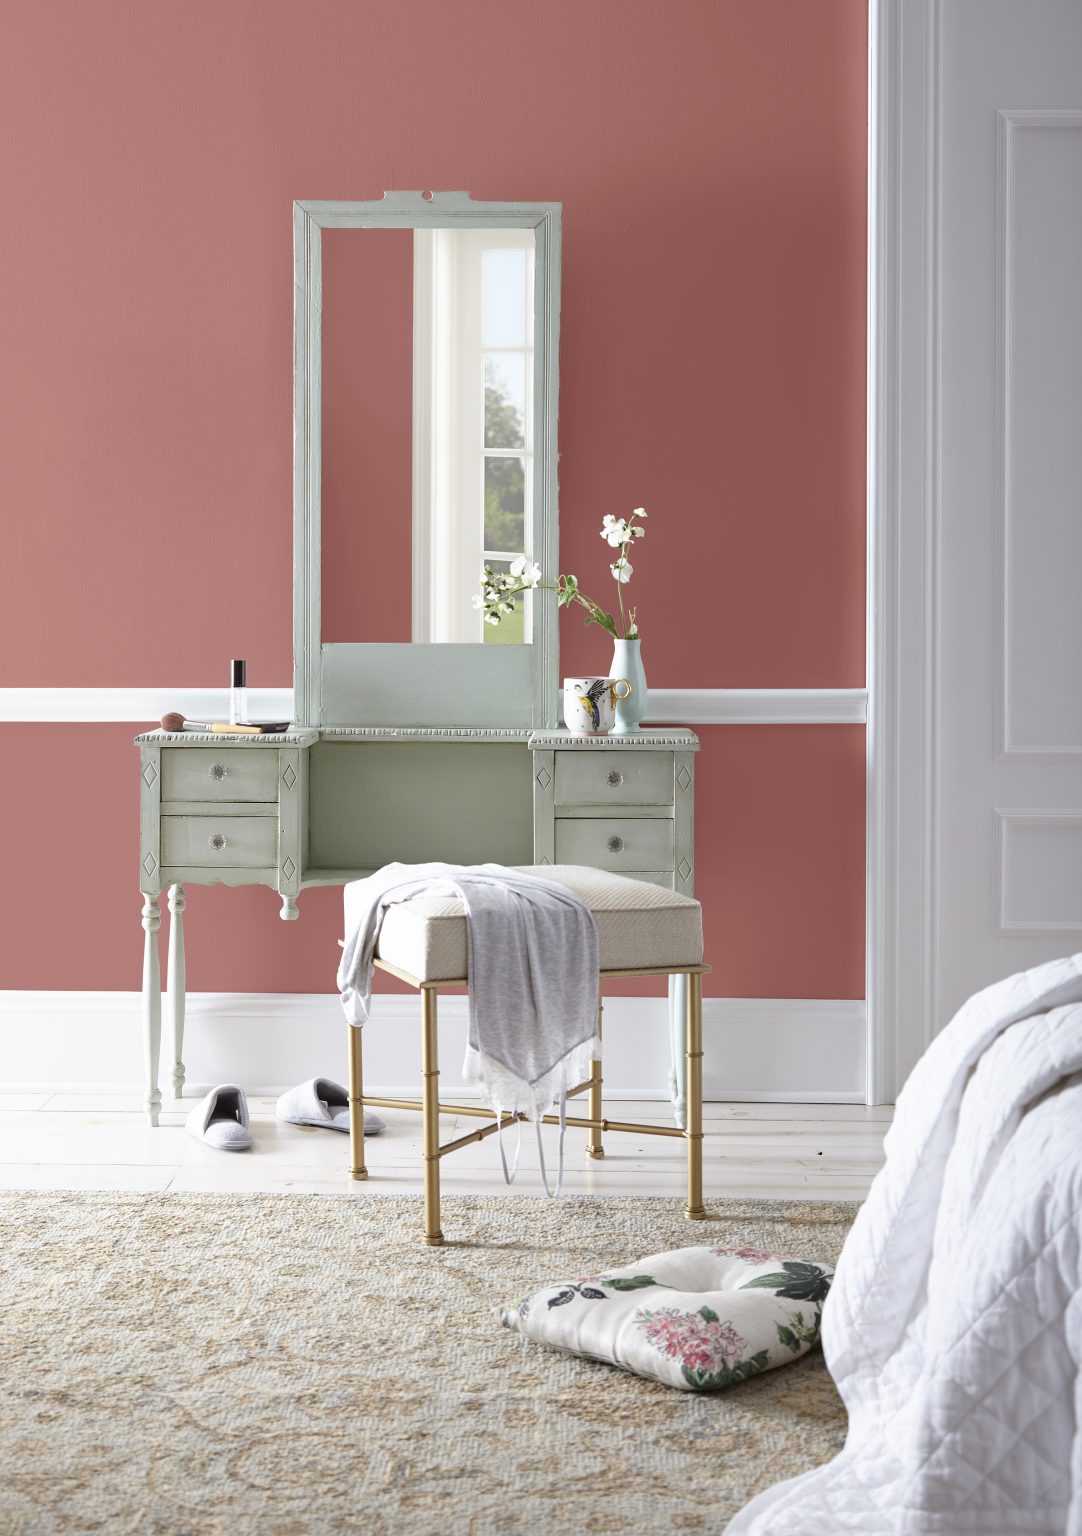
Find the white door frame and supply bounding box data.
[866,0,941,1100]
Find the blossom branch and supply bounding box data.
[475,506,648,639]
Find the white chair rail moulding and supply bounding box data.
[0,688,868,725]
[0,689,297,724]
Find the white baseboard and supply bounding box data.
[0,992,867,1103]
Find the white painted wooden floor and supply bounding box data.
[0,1094,890,1200]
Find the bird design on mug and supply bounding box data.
[575,680,610,731]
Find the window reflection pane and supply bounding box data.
[484,354,526,448]
[483,559,526,645]
[483,249,526,347]
[484,457,525,549]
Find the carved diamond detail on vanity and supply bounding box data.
[142,852,157,878]
[535,766,551,790]
[142,762,158,787]
[677,765,693,794]
[281,857,297,882]
[281,764,297,791]
[678,858,693,883]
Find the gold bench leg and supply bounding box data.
[684,971,706,1220]
[587,991,604,1158]
[422,988,444,1246]
[348,1022,368,1181]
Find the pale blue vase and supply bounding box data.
[611,637,647,733]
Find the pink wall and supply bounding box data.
[321,228,414,643]
[0,0,867,999]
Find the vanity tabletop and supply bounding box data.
[135,725,698,749]
[528,727,699,750]
[134,728,320,747]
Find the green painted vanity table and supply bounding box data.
[137,193,699,1127]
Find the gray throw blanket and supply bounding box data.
[337,863,600,1121]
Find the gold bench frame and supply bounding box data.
[347,960,709,1245]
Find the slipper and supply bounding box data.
[185,1084,254,1152]
[275,1077,385,1136]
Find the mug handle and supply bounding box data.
[612,678,633,701]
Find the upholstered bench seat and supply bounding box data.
[358,864,704,983]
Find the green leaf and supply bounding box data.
[740,1268,832,1304]
[680,1366,719,1390]
[583,608,618,638]
[698,1305,720,1324]
[734,1350,771,1380]
[600,1273,657,1291]
[679,1349,772,1392]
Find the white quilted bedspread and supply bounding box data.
[727,953,1082,1535]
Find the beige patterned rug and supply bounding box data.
[0,1193,856,1534]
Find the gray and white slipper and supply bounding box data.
[275,1077,385,1136]
[185,1084,254,1152]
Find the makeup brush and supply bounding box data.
[160,713,262,735]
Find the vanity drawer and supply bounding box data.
[555,816,674,873]
[161,748,279,804]
[554,751,673,808]
[161,815,278,868]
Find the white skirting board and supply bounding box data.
[0,992,868,1102]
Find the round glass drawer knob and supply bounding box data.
[606,770,623,787]
[210,833,228,851]
[607,835,624,853]
[209,763,228,781]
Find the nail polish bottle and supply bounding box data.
[230,659,248,726]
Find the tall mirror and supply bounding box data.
[294,193,560,729]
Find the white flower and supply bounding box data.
[632,525,645,538]
[510,556,542,587]
[600,514,630,547]
[632,507,647,517]
[471,593,485,610]
[611,559,633,583]
[485,612,501,626]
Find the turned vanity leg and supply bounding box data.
[279,894,299,921]
[587,991,604,1158]
[141,893,162,1127]
[167,884,186,1099]
[669,973,688,1130]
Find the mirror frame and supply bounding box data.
[293,191,562,730]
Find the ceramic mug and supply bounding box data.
[563,676,633,737]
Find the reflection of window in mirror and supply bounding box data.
[412,228,535,643]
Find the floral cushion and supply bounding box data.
[501,1244,835,1391]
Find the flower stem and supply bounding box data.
[615,539,627,636]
